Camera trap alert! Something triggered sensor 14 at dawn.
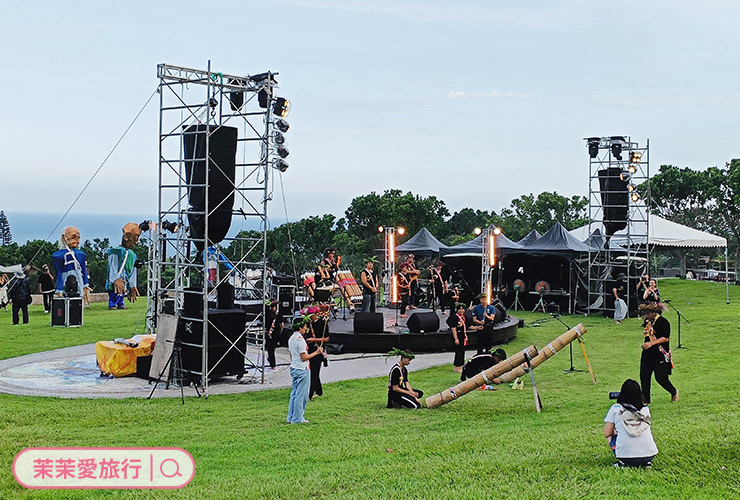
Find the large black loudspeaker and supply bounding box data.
[407,312,440,333]
[353,312,384,333]
[176,309,246,377]
[183,125,238,251]
[598,168,628,236]
[492,298,507,324]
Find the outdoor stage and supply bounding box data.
[323,306,520,353]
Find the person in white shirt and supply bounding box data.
[603,379,658,468]
[287,318,323,424]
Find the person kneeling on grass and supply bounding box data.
[460,348,507,382]
[386,348,423,409]
[603,379,658,468]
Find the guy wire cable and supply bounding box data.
[278,171,299,285]
[26,87,159,268]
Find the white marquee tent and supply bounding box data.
[569,214,729,302]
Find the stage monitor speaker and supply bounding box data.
[217,282,234,310]
[183,125,238,251]
[176,309,247,377]
[492,298,507,324]
[406,312,439,333]
[598,168,628,236]
[353,312,384,333]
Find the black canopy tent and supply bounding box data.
[502,223,591,313]
[439,230,524,304]
[395,227,448,258]
[516,229,542,246]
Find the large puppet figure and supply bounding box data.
[52,226,91,305]
[106,222,141,309]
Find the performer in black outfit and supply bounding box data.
[386,348,423,409]
[447,303,468,372]
[264,300,284,369]
[639,302,678,404]
[397,264,411,317]
[307,312,330,400]
[404,254,420,308]
[431,261,449,314]
[360,260,377,313]
[460,348,507,382]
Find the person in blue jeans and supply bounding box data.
[287,318,323,424]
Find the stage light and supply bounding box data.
[139,220,151,232]
[493,227,502,235]
[630,151,642,163]
[474,227,482,235]
[277,145,290,158]
[273,97,291,118]
[161,220,179,233]
[619,171,631,182]
[631,192,640,202]
[274,159,289,172]
[275,118,290,133]
[274,131,286,145]
[378,226,384,233]
[397,227,406,235]
[628,164,637,174]
[611,143,622,160]
[627,184,636,192]
[586,137,600,159]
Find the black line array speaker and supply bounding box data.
[406,312,440,333]
[176,309,246,377]
[598,167,628,236]
[353,312,384,333]
[183,125,238,251]
[492,298,507,324]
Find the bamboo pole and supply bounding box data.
[497,324,588,384]
[425,345,538,409]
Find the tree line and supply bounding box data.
[222,189,589,277]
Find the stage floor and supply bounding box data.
[324,306,519,353]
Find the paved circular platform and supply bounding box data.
[0,344,456,399]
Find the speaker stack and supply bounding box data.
[353,312,384,333]
[406,312,440,333]
[176,309,247,377]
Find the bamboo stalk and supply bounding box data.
[497,324,588,384]
[425,345,538,409]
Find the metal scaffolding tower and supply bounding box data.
[585,136,650,317]
[153,62,288,395]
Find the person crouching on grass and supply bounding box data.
[386,348,423,409]
[603,379,658,468]
[287,317,323,424]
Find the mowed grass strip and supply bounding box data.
[0,279,739,499]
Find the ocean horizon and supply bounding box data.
[3,211,263,245]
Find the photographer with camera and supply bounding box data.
[642,278,661,304]
[637,273,650,303]
[604,379,658,468]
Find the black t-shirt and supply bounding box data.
[265,308,283,334]
[446,314,463,330]
[39,273,55,292]
[461,353,496,381]
[361,269,375,294]
[388,364,408,391]
[643,315,670,360]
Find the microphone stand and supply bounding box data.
[551,313,585,374]
[664,299,689,349]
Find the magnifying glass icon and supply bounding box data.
[159,458,182,478]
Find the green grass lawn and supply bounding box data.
[1,279,740,499]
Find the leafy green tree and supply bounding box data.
[499,192,588,241]
[438,208,499,244]
[79,238,111,293]
[0,211,12,245]
[642,165,712,229]
[344,190,450,254]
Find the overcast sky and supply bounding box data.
[2,0,739,226]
